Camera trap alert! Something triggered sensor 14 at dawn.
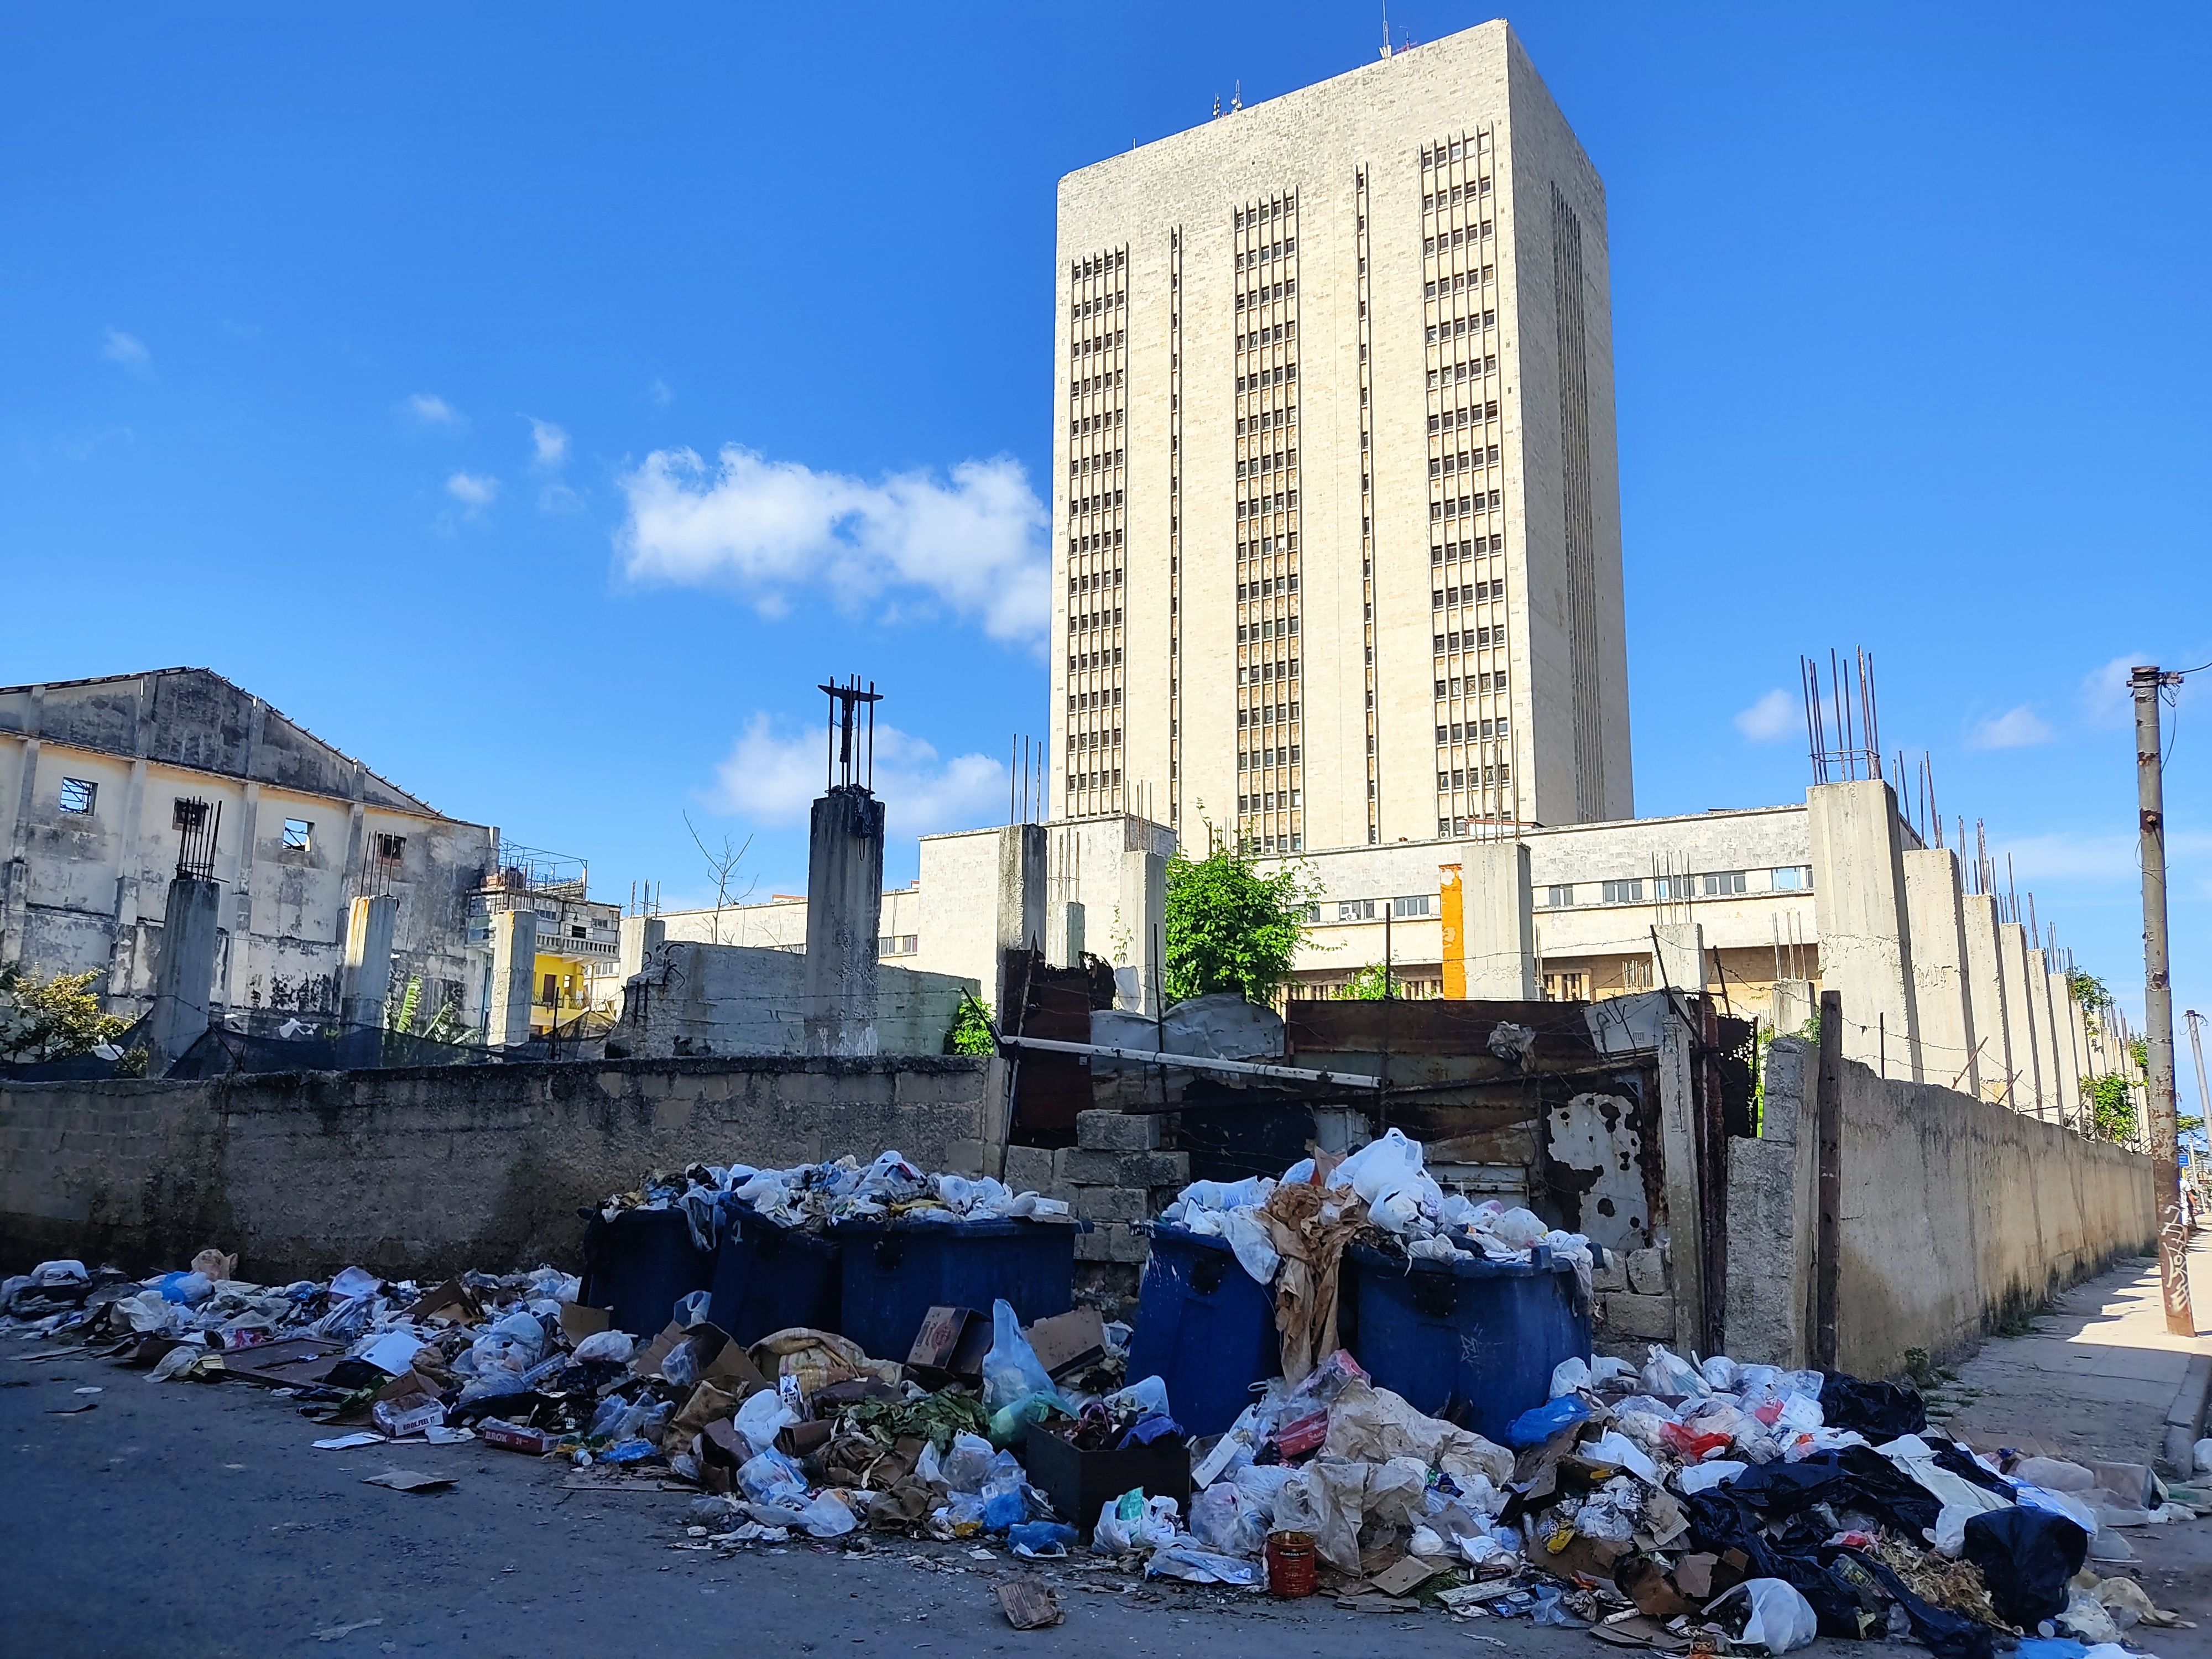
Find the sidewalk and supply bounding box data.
[1931,1232,2212,1470]
[1928,1232,2212,1659]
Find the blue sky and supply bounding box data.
[3,4,2208,1051]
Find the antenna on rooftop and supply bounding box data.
[1381,3,1392,57]
[1231,80,1243,112]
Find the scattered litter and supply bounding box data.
[360,1469,453,1493]
[312,1433,385,1451]
[995,1578,1065,1629]
[309,1617,384,1641]
[46,1400,97,1414]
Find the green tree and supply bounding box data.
[945,994,997,1057]
[2068,970,2113,1036]
[1335,963,1398,1000]
[1163,844,1318,1005]
[0,966,127,1062]
[2084,1073,2137,1143]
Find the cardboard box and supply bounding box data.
[629,1322,768,1396]
[1025,1307,1107,1379]
[906,1306,991,1384]
[559,1302,614,1343]
[1021,1425,1191,1540]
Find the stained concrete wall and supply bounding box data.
[1805,781,1922,1081]
[0,1054,1005,1280]
[1726,1038,2155,1376]
[622,940,976,1060]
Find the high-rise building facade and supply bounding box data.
[1051,21,1632,853]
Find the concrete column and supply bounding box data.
[145,874,221,1073]
[1113,842,1167,1015]
[488,909,538,1047]
[1055,901,1087,967]
[2048,968,2083,1127]
[1806,780,1922,1080]
[803,784,885,1057]
[339,893,399,1030]
[1902,849,1978,1098]
[1769,979,1817,1037]
[999,823,1047,961]
[618,914,666,982]
[1996,925,2044,1115]
[1441,841,1538,999]
[2025,948,2065,1121]
[1652,921,1706,1000]
[1958,893,2014,1107]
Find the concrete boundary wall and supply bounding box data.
[0,1055,1005,1282]
[1726,1038,2154,1376]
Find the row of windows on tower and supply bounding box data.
[1238,321,1295,352]
[1068,567,1123,595]
[1070,410,1125,438]
[1433,447,1499,477]
[1066,687,1123,712]
[1425,269,1495,301]
[1071,289,1123,322]
[1240,745,1298,769]
[1072,251,1125,278]
[1427,313,1496,343]
[1433,535,1503,564]
[1424,179,1491,212]
[1235,237,1295,272]
[1421,137,1488,169]
[1235,280,1296,309]
[1238,573,1296,602]
[1237,448,1293,479]
[1074,331,1121,357]
[1431,401,1500,433]
[1070,448,1123,477]
[1434,583,1503,611]
[1439,766,1509,790]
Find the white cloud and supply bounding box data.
[1733,688,1796,743]
[648,377,672,407]
[2080,652,2152,727]
[406,393,462,428]
[445,471,500,510]
[526,416,569,469]
[616,445,1051,644]
[1966,705,2054,750]
[101,328,149,371]
[538,482,584,515]
[711,713,1007,838]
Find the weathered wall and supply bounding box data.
[0,1054,1004,1281]
[621,941,975,1060]
[1726,1037,2155,1376]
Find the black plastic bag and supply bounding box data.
[1961,1506,2089,1629]
[1819,1371,1928,1437]
[1840,1547,1996,1659]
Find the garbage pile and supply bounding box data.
[1161,1128,1593,1283]
[592,1150,1074,1250]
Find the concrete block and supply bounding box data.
[1605,1291,1677,1341]
[1075,1222,1151,1264]
[1626,1246,1667,1296]
[1591,1253,1626,1295]
[1076,1109,1162,1152]
[941,1139,986,1176]
[1003,1145,1056,1193]
[1074,1185,1152,1224]
[1061,1148,1189,1187]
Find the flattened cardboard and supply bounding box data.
[1024,1307,1107,1379]
[559,1301,614,1343]
[223,1335,346,1389]
[1369,1556,1445,1597]
[361,1468,452,1493]
[629,1321,768,1396]
[408,1279,483,1326]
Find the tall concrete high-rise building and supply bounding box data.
[1051,20,1631,854]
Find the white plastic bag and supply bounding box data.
[733,1387,797,1455]
[570,1329,634,1365]
[1189,1481,1268,1557]
[1550,1357,1593,1399]
[1708,1579,1818,1654]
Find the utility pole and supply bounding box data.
[2132,664,2196,1337]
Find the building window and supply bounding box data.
[878,935,919,957]
[172,797,208,831]
[1545,971,1589,1002]
[373,832,406,862]
[282,818,313,852]
[1702,870,1748,897]
[1392,894,1432,919]
[1546,884,1574,909]
[1337,899,1375,922]
[1770,866,1811,891]
[1600,879,1644,905]
[58,778,96,815]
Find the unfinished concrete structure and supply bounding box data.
[0,669,495,1031]
[803,784,886,1057]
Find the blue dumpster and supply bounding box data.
[706,1201,843,1344]
[830,1217,1083,1363]
[1128,1223,1280,1437]
[1345,1241,1590,1442]
[578,1208,716,1338]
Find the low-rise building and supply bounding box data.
[0,668,496,1030]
